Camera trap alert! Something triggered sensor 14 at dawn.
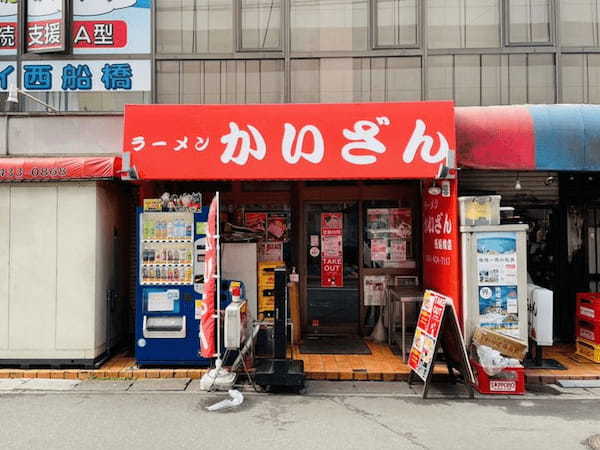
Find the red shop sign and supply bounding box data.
[421,178,461,322]
[122,102,456,180]
[321,212,343,288]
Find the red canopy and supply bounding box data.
[0,157,122,181]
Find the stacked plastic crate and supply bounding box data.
[258,262,282,322]
[575,293,600,363]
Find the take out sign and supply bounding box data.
[122,102,456,180]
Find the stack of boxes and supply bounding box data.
[575,293,600,363]
[258,262,282,322]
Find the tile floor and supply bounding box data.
[0,341,598,384]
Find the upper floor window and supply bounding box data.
[156,0,233,54]
[428,0,500,49]
[291,0,369,52]
[240,0,282,50]
[507,0,552,45]
[560,0,600,46]
[374,0,418,48]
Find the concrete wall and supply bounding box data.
[3,114,123,156]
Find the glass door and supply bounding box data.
[304,202,359,335]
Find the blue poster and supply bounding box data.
[478,285,519,336]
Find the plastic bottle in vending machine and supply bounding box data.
[186,221,192,239]
[161,221,167,239]
[185,266,192,283]
[142,266,148,282]
[173,267,179,282]
[177,218,184,238]
[166,219,173,239]
[148,266,155,282]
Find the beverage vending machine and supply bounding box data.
[135,208,212,366]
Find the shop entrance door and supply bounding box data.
[304,202,359,335]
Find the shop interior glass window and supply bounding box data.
[375,0,418,47]
[241,0,282,50]
[428,0,500,49]
[508,0,551,44]
[363,201,414,270]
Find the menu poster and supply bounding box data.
[245,212,267,236]
[260,241,284,262]
[367,208,412,238]
[364,275,386,306]
[390,208,412,239]
[267,213,288,241]
[321,212,343,288]
[408,290,449,381]
[390,239,407,263]
[371,239,388,261]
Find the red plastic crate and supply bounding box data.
[576,293,600,323]
[470,360,525,395]
[576,319,600,345]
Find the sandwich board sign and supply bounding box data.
[408,289,474,399]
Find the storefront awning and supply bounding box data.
[0,156,122,182]
[121,102,456,181]
[456,104,600,171]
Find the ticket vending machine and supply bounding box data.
[135,208,212,366]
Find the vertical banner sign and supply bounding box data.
[27,0,67,52]
[200,195,218,358]
[0,1,17,56]
[422,177,461,321]
[476,232,519,337]
[321,213,343,288]
[408,290,449,380]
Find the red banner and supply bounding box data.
[27,19,66,52]
[200,195,218,358]
[122,102,456,180]
[72,21,128,49]
[0,157,121,181]
[422,177,461,322]
[321,212,343,288]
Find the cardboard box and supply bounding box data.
[472,327,527,360]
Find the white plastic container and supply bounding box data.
[459,195,501,226]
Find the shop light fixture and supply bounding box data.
[427,183,442,195]
[6,82,59,113]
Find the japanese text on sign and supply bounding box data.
[19,60,151,92]
[123,102,456,180]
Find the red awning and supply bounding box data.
[0,157,122,182]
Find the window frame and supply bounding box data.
[371,0,421,50]
[504,0,554,47]
[237,0,285,52]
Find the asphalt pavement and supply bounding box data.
[1,379,600,450]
